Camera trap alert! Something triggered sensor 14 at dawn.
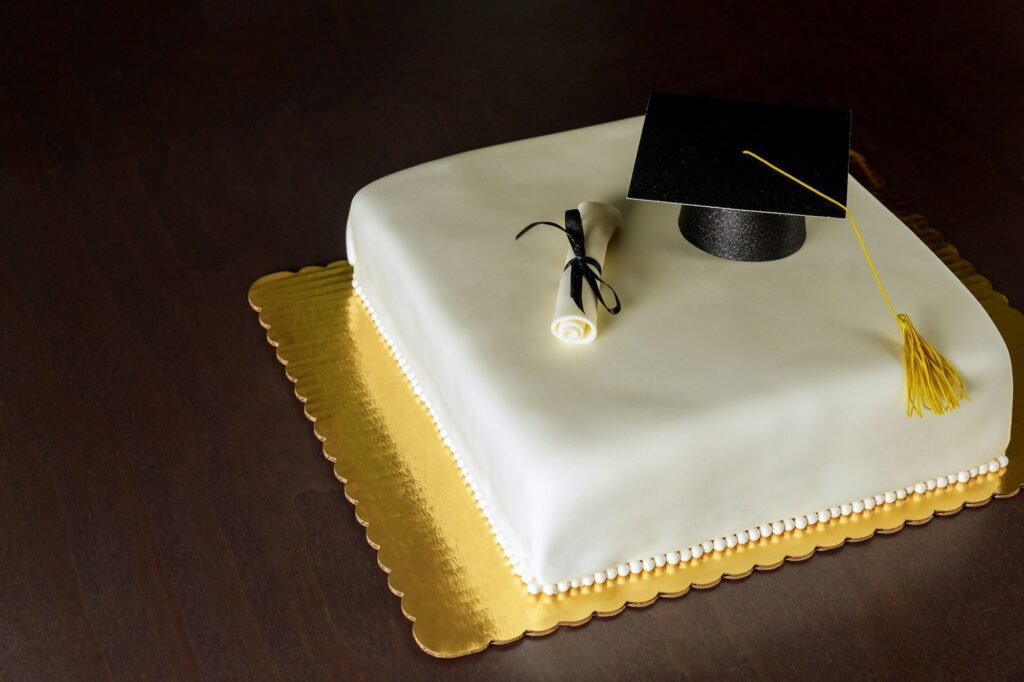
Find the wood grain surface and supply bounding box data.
[2,1,1022,679]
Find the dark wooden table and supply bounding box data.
[3,2,1023,679]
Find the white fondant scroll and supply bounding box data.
[550,201,621,344]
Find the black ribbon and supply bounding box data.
[516,209,621,315]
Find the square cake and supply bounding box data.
[345,117,1013,595]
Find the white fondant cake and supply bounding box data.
[345,117,1013,593]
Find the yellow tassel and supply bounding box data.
[741,151,969,417]
[898,314,968,417]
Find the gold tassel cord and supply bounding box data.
[741,150,969,417]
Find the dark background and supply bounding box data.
[2,1,1023,679]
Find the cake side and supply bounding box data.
[345,118,1013,588]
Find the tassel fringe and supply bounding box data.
[898,314,969,417]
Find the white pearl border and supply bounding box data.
[353,279,1010,598]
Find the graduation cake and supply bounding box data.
[344,95,1013,596]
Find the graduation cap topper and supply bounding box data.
[628,92,968,418]
[628,91,853,262]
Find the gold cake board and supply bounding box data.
[248,158,1023,658]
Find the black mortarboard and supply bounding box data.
[628,92,852,261]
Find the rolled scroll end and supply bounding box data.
[577,201,622,240]
[551,315,598,345]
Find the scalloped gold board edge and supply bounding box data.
[248,156,1023,657]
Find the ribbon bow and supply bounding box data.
[516,209,621,315]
